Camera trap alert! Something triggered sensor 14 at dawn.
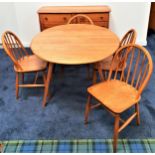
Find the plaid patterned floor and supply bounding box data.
[1,139,155,153]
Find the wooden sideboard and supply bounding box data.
[38,6,111,31]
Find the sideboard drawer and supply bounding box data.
[41,22,64,29]
[40,14,72,24]
[86,13,109,22]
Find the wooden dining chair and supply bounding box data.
[93,29,137,81]
[67,14,94,78]
[1,31,47,99]
[85,44,153,152]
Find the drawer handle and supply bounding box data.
[100,17,104,20]
[45,17,48,21]
[63,17,67,21]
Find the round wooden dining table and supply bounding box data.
[31,24,120,107]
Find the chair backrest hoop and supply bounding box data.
[111,29,137,71]
[119,29,137,47]
[108,44,153,98]
[1,31,28,70]
[67,14,94,25]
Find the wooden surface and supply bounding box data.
[67,14,94,79]
[88,44,153,114]
[88,80,140,113]
[96,29,137,71]
[2,31,47,73]
[14,55,47,73]
[38,6,111,13]
[38,6,110,31]
[85,44,153,152]
[2,31,47,99]
[31,24,120,65]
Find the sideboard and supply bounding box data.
[38,6,111,31]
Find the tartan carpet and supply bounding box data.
[1,139,155,153]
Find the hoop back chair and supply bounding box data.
[67,14,94,25]
[94,29,137,81]
[66,14,94,78]
[85,44,153,152]
[2,31,47,100]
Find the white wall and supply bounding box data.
[0,3,18,36]
[0,2,151,46]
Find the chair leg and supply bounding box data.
[84,95,92,124]
[0,143,3,153]
[92,69,97,84]
[113,114,120,153]
[34,72,39,84]
[135,103,140,125]
[103,70,107,80]
[97,62,104,81]
[121,71,125,81]
[15,73,19,99]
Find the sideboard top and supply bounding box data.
[38,6,111,13]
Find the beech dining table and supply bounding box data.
[30,24,120,107]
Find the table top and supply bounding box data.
[31,24,120,65]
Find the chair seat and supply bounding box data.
[14,55,47,72]
[88,80,140,113]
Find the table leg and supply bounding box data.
[42,63,53,107]
[96,62,104,81]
